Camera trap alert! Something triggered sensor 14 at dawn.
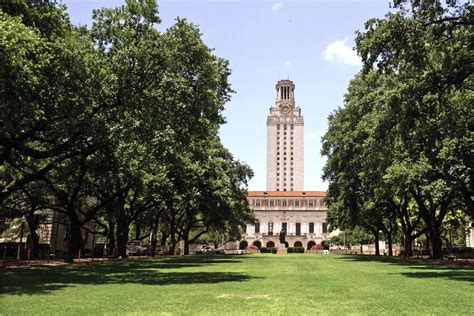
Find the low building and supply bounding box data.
[241,191,337,250]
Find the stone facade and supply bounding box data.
[242,191,337,250]
[266,80,304,191]
[242,80,336,250]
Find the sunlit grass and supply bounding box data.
[1,254,473,315]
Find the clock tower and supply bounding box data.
[266,80,304,191]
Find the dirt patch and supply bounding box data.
[218,294,268,299]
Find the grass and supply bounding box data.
[1,254,473,315]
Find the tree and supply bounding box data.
[323,0,472,259]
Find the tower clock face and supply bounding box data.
[281,106,290,114]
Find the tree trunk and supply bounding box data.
[106,206,116,256]
[116,208,129,258]
[17,221,24,260]
[183,232,189,255]
[374,231,380,256]
[168,210,177,255]
[25,214,40,259]
[149,212,159,257]
[160,228,167,246]
[429,228,443,259]
[387,232,393,256]
[65,213,83,263]
[411,189,451,260]
[404,236,413,257]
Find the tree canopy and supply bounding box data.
[322,0,472,258]
[1,0,253,261]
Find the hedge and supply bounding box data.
[287,247,305,253]
[260,247,277,254]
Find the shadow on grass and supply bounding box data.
[0,255,258,296]
[336,255,474,284]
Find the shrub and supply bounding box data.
[294,247,304,253]
[261,247,277,254]
[287,247,304,253]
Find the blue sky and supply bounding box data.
[63,0,391,191]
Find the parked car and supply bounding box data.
[126,241,147,256]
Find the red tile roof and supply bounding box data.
[247,191,326,197]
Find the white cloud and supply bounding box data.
[284,60,292,66]
[322,38,360,66]
[272,2,283,12]
[304,132,319,141]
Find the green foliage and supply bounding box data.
[287,247,305,253]
[322,0,472,259]
[0,0,253,259]
[260,247,277,254]
[330,227,375,246]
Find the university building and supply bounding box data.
[241,80,337,250]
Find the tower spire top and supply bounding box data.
[275,79,295,103]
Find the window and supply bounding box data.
[282,222,287,233]
[295,200,300,207]
[309,222,314,233]
[277,152,280,155]
[255,222,260,234]
[277,132,280,135]
[284,152,286,155]
[323,223,328,234]
[296,223,301,235]
[268,222,274,234]
[277,157,280,160]
[284,157,287,160]
[284,125,287,130]
[256,199,261,207]
[291,157,293,160]
[277,124,280,129]
[270,200,275,207]
[282,200,287,207]
[319,199,325,207]
[308,200,314,207]
[284,132,287,135]
[277,173,280,176]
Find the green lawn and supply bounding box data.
[1,254,473,315]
